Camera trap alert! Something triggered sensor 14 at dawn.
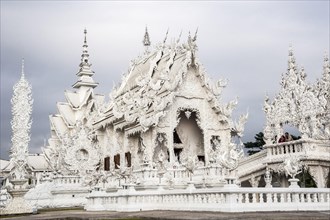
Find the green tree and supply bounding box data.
[244,132,265,155]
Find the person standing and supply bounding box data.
[285,132,293,141]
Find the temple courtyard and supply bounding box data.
[1,209,330,220]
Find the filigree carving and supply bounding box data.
[9,61,33,180]
[153,133,168,164]
[249,175,261,187]
[264,167,272,188]
[62,121,101,174]
[263,48,330,141]
[280,155,303,179]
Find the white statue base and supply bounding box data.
[0,179,33,215]
[224,177,239,188]
[288,178,300,188]
[265,183,273,188]
[186,181,196,191]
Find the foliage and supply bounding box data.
[244,132,301,156]
[296,167,317,188]
[243,132,265,155]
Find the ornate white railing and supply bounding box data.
[130,166,228,188]
[264,140,306,157]
[52,175,82,185]
[263,139,330,164]
[85,186,330,212]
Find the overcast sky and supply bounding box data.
[1,1,329,160]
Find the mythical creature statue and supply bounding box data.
[218,143,244,170]
[281,156,303,179]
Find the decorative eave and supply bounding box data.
[64,88,94,110]
[72,80,98,89]
[49,114,69,138]
[125,124,143,137]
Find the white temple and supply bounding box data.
[0,29,329,214]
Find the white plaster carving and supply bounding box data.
[263,47,330,142]
[0,60,33,215]
[264,167,272,188]
[9,59,33,180]
[249,175,261,187]
[280,155,303,179]
[4,30,329,213]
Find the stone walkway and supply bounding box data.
[1,210,330,220]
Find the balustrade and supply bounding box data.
[53,176,81,185]
[264,140,307,158]
[86,186,330,212]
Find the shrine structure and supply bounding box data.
[0,29,329,214]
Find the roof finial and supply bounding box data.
[81,28,89,65]
[324,51,329,62]
[176,30,182,44]
[84,28,87,44]
[193,27,198,41]
[143,26,151,47]
[288,43,293,56]
[323,51,330,75]
[288,44,296,71]
[21,58,25,78]
[163,28,169,43]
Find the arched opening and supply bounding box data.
[76,149,89,161]
[296,167,317,188]
[174,110,204,164]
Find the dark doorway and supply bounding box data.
[125,152,131,167]
[114,154,120,169]
[104,157,110,171]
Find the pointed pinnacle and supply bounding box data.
[176,30,183,43]
[288,44,293,56]
[84,28,87,44]
[21,58,25,77]
[193,27,198,41]
[163,28,169,43]
[143,26,151,47]
[324,51,329,62]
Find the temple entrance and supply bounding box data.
[173,109,204,164]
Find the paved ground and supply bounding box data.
[1,209,330,220]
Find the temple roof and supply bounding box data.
[93,31,239,135]
[1,154,50,172]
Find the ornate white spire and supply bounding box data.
[143,26,151,47]
[10,59,33,180]
[21,58,25,77]
[287,45,298,74]
[72,29,98,90]
[81,28,90,66]
[143,26,151,53]
[323,52,330,77]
